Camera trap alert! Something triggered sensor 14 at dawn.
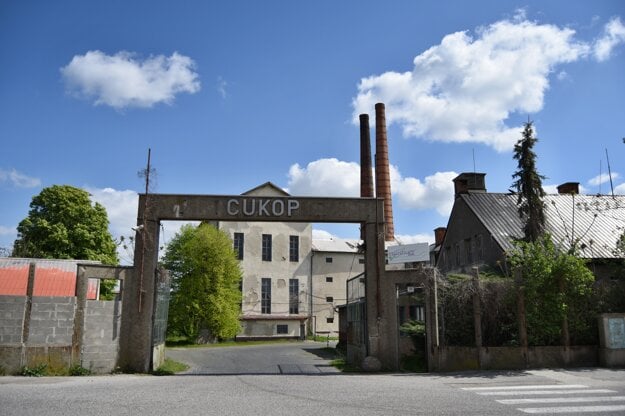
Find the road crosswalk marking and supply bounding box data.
[462,384,625,414]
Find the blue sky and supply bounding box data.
[1,1,624,262]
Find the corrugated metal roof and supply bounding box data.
[312,238,361,253]
[461,193,625,258]
[0,264,29,295]
[0,258,101,296]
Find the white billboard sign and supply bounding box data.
[387,243,429,264]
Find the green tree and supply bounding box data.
[511,121,546,242]
[13,185,118,264]
[162,223,242,342]
[508,235,595,346]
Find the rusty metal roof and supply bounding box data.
[460,193,625,259]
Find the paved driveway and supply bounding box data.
[166,341,341,375]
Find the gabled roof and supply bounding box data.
[460,193,625,259]
[242,182,290,196]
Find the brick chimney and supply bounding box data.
[453,172,486,198]
[359,114,374,199]
[375,103,395,241]
[434,227,447,246]
[557,182,579,195]
[360,113,374,241]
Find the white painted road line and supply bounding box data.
[519,405,625,414]
[498,396,625,405]
[462,384,588,391]
[476,389,616,396]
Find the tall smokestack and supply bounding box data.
[360,114,374,198]
[359,114,374,241]
[375,103,395,241]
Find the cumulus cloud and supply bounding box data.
[594,17,625,61]
[588,172,620,186]
[286,158,456,216]
[615,183,625,195]
[287,158,360,197]
[391,169,458,216]
[87,187,138,240]
[312,229,339,240]
[61,50,200,109]
[0,168,41,188]
[352,16,624,152]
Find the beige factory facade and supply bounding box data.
[219,182,364,339]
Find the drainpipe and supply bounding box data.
[309,250,314,337]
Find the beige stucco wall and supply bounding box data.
[220,221,312,337]
[311,251,364,335]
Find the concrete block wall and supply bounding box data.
[28,296,76,344]
[0,296,26,344]
[81,299,122,373]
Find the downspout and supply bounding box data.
[309,249,314,336]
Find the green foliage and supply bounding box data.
[69,365,91,376]
[508,235,595,346]
[511,121,546,242]
[20,363,48,377]
[13,185,118,264]
[162,223,242,342]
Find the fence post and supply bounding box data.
[515,268,529,367]
[471,267,482,368]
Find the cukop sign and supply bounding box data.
[226,198,300,217]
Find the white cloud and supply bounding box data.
[391,169,458,216]
[312,229,337,240]
[395,233,434,245]
[353,17,596,152]
[286,158,360,197]
[588,172,620,186]
[87,187,138,241]
[286,158,456,216]
[217,76,228,99]
[594,17,625,61]
[0,168,41,188]
[614,183,625,195]
[61,50,200,109]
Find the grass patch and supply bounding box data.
[20,363,49,377]
[329,357,361,373]
[307,335,338,342]
[152,358,189,376]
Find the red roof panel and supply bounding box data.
[0,266,29,295]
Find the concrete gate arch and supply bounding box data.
[119,193,437,373]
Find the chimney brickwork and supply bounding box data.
[375,103,395,241]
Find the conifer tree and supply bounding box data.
[511,121,546,242]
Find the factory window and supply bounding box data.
[325,257,333,263]
[326,318,334,324]
[262,234,272,261]
[289,279,299,314]
[359,258,365,264]
[261,278,271,314]
[233,233,244,260]
[325,276,333,283]
[289,235,299,262]
[276,324,288,334]
[326,296,334,303]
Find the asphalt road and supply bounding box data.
[1,342,624,415]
